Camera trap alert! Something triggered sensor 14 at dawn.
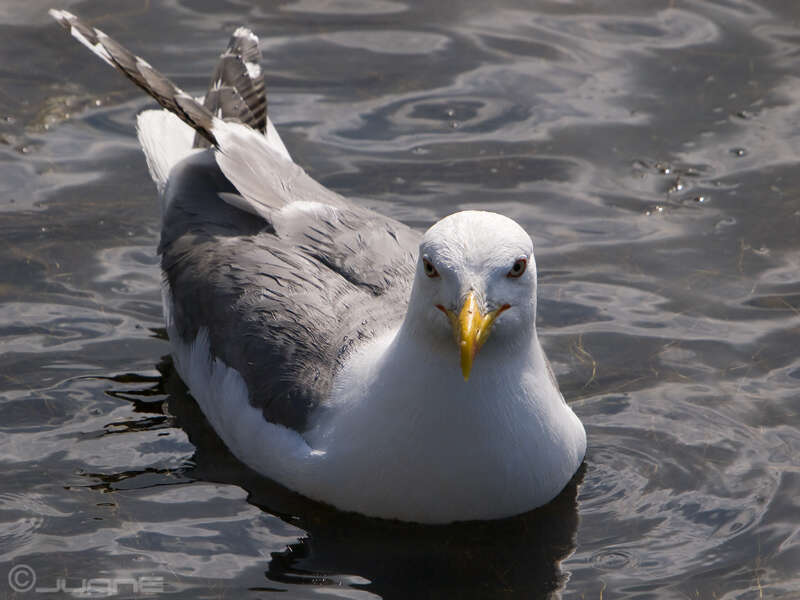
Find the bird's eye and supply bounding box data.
[507,257,527,278]
[422,257,439,278]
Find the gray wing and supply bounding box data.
[161,152,418,432]
[50,11,420,432]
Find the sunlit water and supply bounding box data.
[1,1,799,598]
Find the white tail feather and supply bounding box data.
[136,110,198,199]
[265,117,291,161]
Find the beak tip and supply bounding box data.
[451,290,505,383]
[460,355,473,381]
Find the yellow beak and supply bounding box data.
[439,291,509,381]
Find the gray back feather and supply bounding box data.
[161,152,418,431]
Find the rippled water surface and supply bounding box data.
[2,0,799,598]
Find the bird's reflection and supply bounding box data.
[159,355,584,599]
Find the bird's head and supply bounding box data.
[408,210,538,381]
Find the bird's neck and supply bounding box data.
[316,317,560,433]
[393,322,550,406]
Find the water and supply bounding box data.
[1,0,799,597]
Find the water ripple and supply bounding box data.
[3,1,799,598]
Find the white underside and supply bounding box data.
[162,285,586,523]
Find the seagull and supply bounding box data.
[50,10,586,524]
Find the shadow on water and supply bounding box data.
[156,356,584,599]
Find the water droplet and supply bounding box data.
[668,178,685,193]
[591,550,635,570]
[714,217,736,231]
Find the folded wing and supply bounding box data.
[51,10,420,431]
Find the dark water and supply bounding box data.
[1,0,799,598]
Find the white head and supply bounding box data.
[404,210,538,380]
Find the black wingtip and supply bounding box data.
[192,26,267,148]
[49,9,218,146]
